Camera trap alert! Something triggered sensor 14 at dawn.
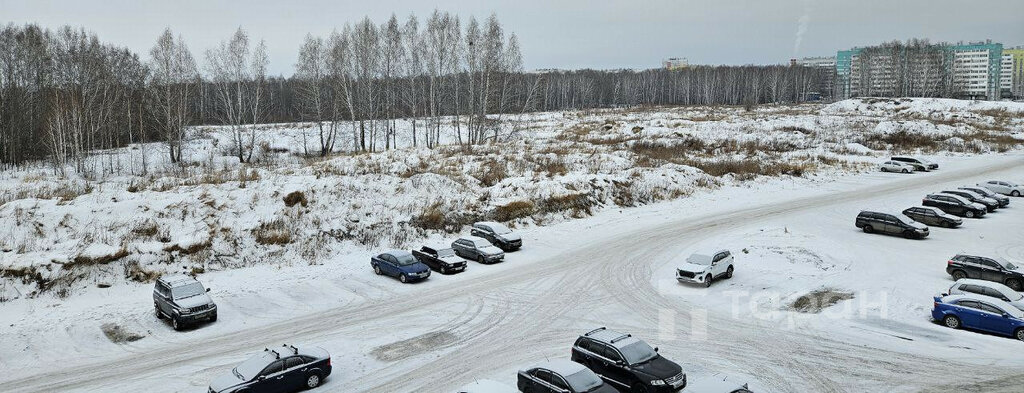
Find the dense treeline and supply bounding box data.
[0,12,830,171]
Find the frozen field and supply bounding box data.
[1,98,1024,392]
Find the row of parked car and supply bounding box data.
[931,252,1024,342]
[855,180,1021,239]
[370,221,523,283]
[458,327,752,393]
[878,156,939,173]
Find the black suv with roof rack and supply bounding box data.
[154,274,217,330]
[947,254,1024,291]
[571,327,686,393]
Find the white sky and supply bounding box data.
[2,0,1022,76]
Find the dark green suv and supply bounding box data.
[154,274,217,330]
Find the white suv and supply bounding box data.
[947,279,1024,312]
[676,250,734,287]
[979,180,1024,197]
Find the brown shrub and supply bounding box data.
[493,201,536,222]
[283,191,309,207]
[536,193,595,217]
[162,239,211,255]
[476,161,508,187]
[253,220,292,245]
[863,131,939,152]
[71,248,130,266]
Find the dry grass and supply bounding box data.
[862,131,939,152]
[253,220,292,245]
[492,201,536,222]
[70,248,130,267]
[474,161,508,187]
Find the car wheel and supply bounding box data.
[938,221,949,228]
[1006,279,1023,291]
[172,317,183,331]
[951,270,967,280]
[373,265,381,275]
[400,274,408,283]
[965,211,975,218]
[306,372,322,389]
[210,313,217,323]
[725,266,734,279]
[943,315,961,329]
[1016,328,1024,342]
[1013,190,1021,197]
[440,266,447,274]
[704,275,713,287]
[631,382,651,393]
[155,307,163,320]
[478,255,485,264]
[863,225,874,234]
[880,167,887,172]
[903,231,915,239]
[903,169,910,174]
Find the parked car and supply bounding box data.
[854,211,929,239]
[901,206,962,228]
[931,294,1024,341]
[457,379,519,393]
[470,221,523,251]
[571,327,686,392]
[209,345,332,393]
[941,190,999,212]
[879,160,915,173]
[685,376,753,393]
[517,360,620,393]
[371,250,431,283]
[946,254,1024,291]
[676,250,735,287]
[153,274,217,331]
[922,193,987,218]
[978,180,1024,197]
[411,246,467,274]
[891,156,935,171]
[959,186,1010,207]
[946,279,1024,312]
[451,236,505,264]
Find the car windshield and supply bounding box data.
[563,369,604,392]
[490,223,512,235]
[395,253,418,266]
[619,341,658,365]
[171,282,205,299]
[996,258,1018,271]
[437,248,455,258]
[233,355,271,381]
[686,254,712,265]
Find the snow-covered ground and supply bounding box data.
[2,98,1024,392]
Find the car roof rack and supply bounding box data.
[610,333,632,343]
[584,327,606,336]
[264,348,280,359]
[283,344,298,355]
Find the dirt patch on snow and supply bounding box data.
[100,323,145,343]
[791,288,855,313]
[370,331,457,362]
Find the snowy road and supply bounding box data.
[5,155,1024,393]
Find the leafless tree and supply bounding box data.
[147,28,197,164]
[204,27,269,163]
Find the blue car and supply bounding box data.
[371,250,431,283]
[932,294,1024,341]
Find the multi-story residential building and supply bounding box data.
[663,58,689,70]
[1004,47,1024,98]
[948,41,1003,100]
[836,40,1005,100]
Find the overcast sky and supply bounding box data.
[3,0,1022,75]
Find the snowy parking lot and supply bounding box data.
[2,152,1024,392]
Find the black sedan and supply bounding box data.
[209,345,332,393]
[902,206,962,228]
